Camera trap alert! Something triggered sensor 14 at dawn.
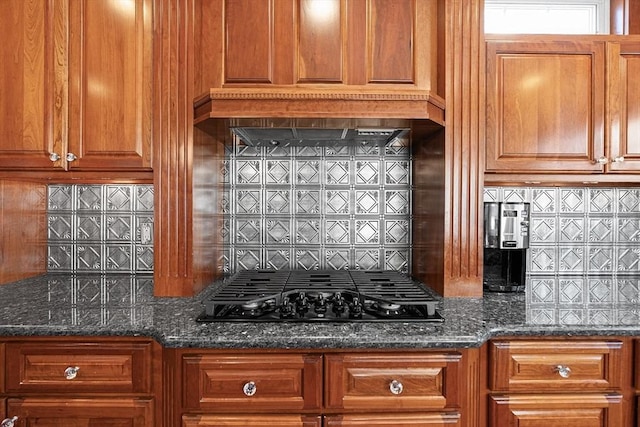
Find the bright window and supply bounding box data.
[485,0,610,34]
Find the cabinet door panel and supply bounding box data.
[325,352,461,411]
[297,0,343,83]
[67,0,152,170]
[6,398,153,427]
[490,394,623,427]
[324,413,461,426]
[182,415,321,427]
[486,40,606,172]
[182,353,322,412]
[0,0,62,170]
[490,340,623,392]
[608,40,640,172]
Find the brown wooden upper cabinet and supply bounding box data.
[200,0,442,94]
[485,35,640,181]
[0,0,152,173]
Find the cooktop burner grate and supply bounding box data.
[197,270,443,323]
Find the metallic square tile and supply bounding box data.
[295,146,322,157]
[77,185,102,210]
[296,160,320,184]
[385,190,410,214]
[587,278,613,303]
[237,190,261,214]
[105,245,132,271]
[48,185,73,210]
[326,190,350,214]
[385,220,410,244]
[560,188,585,213]
[587,247,613,272]
[48,245,73,271]
[266,219,290,243]
[559,218,584,242]
[588,309,613,325]
[76,214,102,241]
[356,220,379,244]
[356,190,379,214]
[76,245,102,271]
[355,144,380,156]
[236,219,262,244]
[385,249,409,272]
[385,161,409,184]
[355,249,381,270]
[106,185,132,211]
[327,145,351,157]
[266,160,290,184]
[527,308,555,325]
[587,218,612,242]
[236,160,262,184]
[617,278,640,303]
[135,246,154,272]
[503,188,529,203]
[106,214,133,241]
[558,309,584,324]
[529,277,556,303]
[588,188,613,213]
[325,249,350,270]
[296,249,320,270]
[266,249,291,269]
[296,190,320,214]
[326,220,350,244]
[558,278,584,303]
[296,220,320,244]
[617,218,640,242]
[529,247,556,272]
[48,215,73,240]
[617,188,640,212]
[135,185,154,212]
[266,190,290,214]
[104,276,133,304]
[266,145,291,157]
[617,247,640,272]
[532,188,556,213]
[483,187,499,203]
[76,276,103,305]
[531,217,556,243]
[356,161,379,184]
[559,247,584,271]
[326,160,350,184]
[237,248,261,270]
[385,138,410,156]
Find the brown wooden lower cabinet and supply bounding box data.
[172,349,469,427]
[6,398,154,426]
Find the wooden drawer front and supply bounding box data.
[325,353,461,411]
[324,413,461,426]
[182,415,321,427]
[5,340,152,394]
[6,397,153,427]
[490,340,622,391]
[182,353,322,412]
[489,394,623,427]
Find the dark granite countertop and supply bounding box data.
[0,274,639,349]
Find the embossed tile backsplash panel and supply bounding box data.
[222,139,412,273]
[47,184,154,273]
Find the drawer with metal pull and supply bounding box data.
[489,339,623,392]
[181,353,323,412]
[324,352,462,411]
[4,339,153,394]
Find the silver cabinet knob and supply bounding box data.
[243,381,257,396]
[64,366,80,380]
[389,379,404,395]
[49,152,61,162]
[595,156,609,165]
[1,416,18,427]
[66,152,77,162]
[554,365,571,378]
[613,156,625,163]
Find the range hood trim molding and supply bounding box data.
[194,89,445,128]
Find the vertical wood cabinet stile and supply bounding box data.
[0,337,159,426]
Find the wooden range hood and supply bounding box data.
[193,88,446,130]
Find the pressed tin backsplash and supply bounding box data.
[47,184,154,273]
[220,138,413,274]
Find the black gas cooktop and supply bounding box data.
[197,270,443,323]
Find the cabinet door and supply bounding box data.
[324,413,461,426]
[486,39,606,173]
[0,0,64,170]
[182,415,321,427]
[67,0,152,170]
[607,40,640,172]
[6,398,153,427]
[490,394,623,427]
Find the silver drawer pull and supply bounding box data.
[389,379,404,395]
[1,416,18,427]
[64,366,80,380]
[554,365,571,378]
[243,381,257,396]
